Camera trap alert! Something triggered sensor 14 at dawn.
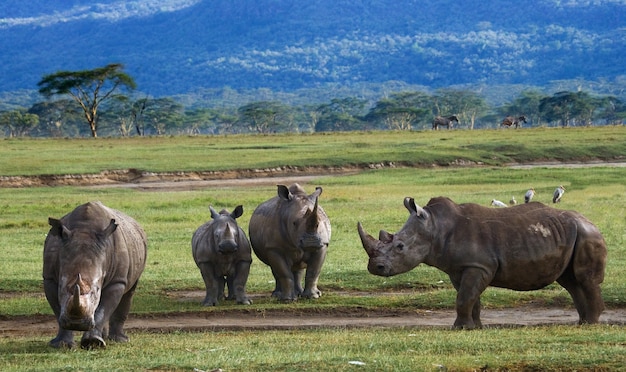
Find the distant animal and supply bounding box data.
[524,188,535,203]
[357,196,607,329]
[43,201,147,349]
[509,196,517,205]
[249,184,331,301]
[192,205,252,306]
[501,115,527,128]
[432,115,459,130]
[553,185,566,203]
[491,199,507,208]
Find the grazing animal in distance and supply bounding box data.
[192,205,252,306]
[432,115,459,130]
[553,185,566,203]
[524,188,535,203]
[357,196,607,329]
[509,196,517,205]
[249,184,331,301]
[43,201,147,349]
[501,115,527,128]
[491,199,507,208]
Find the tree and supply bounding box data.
[499,90,547,127]
[434,89,488,129]
[315,97,367,132]
[37,63,136,137]
[366,91,431,130]
[0,109,39,137]
[237,101,287,133]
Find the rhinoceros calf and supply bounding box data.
[43,201,147,348]
[249,184,331,301]
[192,205,252,306]
[358,196,607,329]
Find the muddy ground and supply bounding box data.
[2,161,625,337]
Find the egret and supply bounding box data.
[553,185,565,203]
[509,196,517,205]
[491,199,507,208]
[524,188,535,203]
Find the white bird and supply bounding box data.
[509,196,517,205]
[524,188,535,203]
[553,185,565,203]
[491,199,507,208]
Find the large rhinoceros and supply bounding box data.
[192,205,252,306]
[358,196,607,329]
[249,184,331,301]
[43,201,147,349]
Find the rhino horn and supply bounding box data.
[379,229,394,243]
[223,223,234,239]
[305,197,320,232]
[357,222,379,258]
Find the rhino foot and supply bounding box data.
[49,336,75,349]
[202,298,218,306]
[108,332,130,343]
[301,289,322,299]
[80,331,107,349]
[237,297,252,305]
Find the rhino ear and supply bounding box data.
[209,206,219,219]
[404,197,428,220]
[277,185,291,200]
[231,205,244,219]
[48,218,71,240]
[312,186,323,198]
[101,219,118,239]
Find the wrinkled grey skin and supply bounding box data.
[43,201,147,349]
[358,196,606,329]
[249,184,331,301]
[192,205,252,306]
[432,115,459,130]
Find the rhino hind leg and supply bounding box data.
[557,270,604,324]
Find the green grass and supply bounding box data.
[1,127,625,371]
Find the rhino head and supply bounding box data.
[209,205,243,254]
[48,217,117,331]
[357,197,433,277]
[278,184,330,252]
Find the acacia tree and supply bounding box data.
[366,91,431,130]
[37,63,136,137]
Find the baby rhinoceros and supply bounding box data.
[249,184,331,301]
[191,205,252,306]
[43,201,147,349]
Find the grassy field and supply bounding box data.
[1,127,625,371]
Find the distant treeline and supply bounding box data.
[1,88,624,138]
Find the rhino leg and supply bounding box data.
[301,251,326,299]
[231,261,252,305]
[44,279,76,348]
[80,282,126,349]
[198,262,220,306]
[266,252,297,301]
[293,269,304,296]
[451,268,491,330]
[108,281,138,343]
[557,268,604,324]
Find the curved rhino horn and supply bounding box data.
[357,222,379,258]
[72,274,82,310]
[379,229,394,243]
[223,223,235,239]
[304,197,320,232]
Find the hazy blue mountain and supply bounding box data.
[1,0,624,97]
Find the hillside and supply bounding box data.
[1,0,625,99]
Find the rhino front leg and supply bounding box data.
[44,279,76,348]
[231,261,252,305]
[108,281,139,343]
[267,252,297,301]
[451,268,490,330]
[81,282,125,349]
[301,251,326,299]
[197,262,220,306]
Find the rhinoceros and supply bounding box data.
[249,184,331,301]
[43,201,147,349]
[358,196,607,329]
[191,205,252,306]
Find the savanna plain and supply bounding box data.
[1,127,626,371]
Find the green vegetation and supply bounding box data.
[1,128,625,371]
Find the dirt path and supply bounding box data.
[2,291,626,338]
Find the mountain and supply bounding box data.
[1,0,625,100]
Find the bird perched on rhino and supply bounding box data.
[491,199,507,208]
[524,188,535,203]
[553,185,566,203]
